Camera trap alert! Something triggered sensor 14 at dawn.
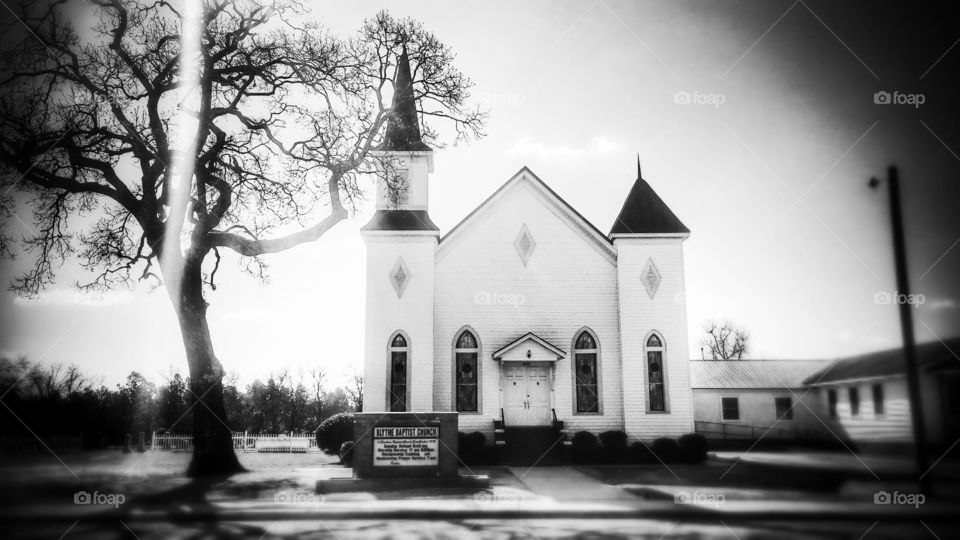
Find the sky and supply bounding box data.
[1,0,959,389]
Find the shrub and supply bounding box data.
[460,431,486,449]
[599,430,629,462]
[678,433,708,463]
[629,441,657,463]
[571,431,601,463]
[651,437,681,463]
[457,431,490,464]
[315,413,354,454]
[339,441,355,466]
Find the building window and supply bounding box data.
[646,333,666,412]
[455,330,479,413]
[849,386,860,417]
[872,384,884,416]
[775,397,794,420]
[828,389,838,418]
[574,331,599,413]
[389,333,408,412]
[721,397,739,420]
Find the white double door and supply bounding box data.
[502,364,552,426]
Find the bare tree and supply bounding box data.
[0,1,482,475]
[346,370,363,412]
[309,367,326,424]
[701,320,750,360]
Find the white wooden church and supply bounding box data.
[361,48,694,446]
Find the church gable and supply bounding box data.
[438,167,616,264]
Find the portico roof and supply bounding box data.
[492,332,567,362]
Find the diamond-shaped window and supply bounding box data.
[514,224,536,267]
[390,257,411,298]
[641,258,661,299]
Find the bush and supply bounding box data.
[459,431,486,450]
[678,433,708,463]
[599,430,629,462]
[457,431,491,464]
[651,437,681,463]
[571,431,601,463]
[629,441,657,463]
[339,441,355,466]
[315,413,354,454]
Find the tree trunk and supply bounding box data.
[170,257,245,477]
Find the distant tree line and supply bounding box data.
[0,356,361,448]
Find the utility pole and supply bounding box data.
[869,165,930,494]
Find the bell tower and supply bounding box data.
[361,44,438,413]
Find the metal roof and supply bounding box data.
[803,338,960,385]
[690,359,832,389]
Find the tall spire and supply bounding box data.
[377,43,431,152]
[610,159,689,236]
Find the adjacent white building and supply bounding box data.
[802,339,960,448]
[360,47,695,443]
[690,360,832,441]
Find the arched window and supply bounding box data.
[455,330,479,412]
[389,332,408,412]
[646,333,666,412]
[574,330,599,413]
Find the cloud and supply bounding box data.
[506,135,624,159]
[13,289,133,308]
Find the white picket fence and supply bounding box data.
[151,432,318,453]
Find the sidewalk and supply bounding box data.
[508,466,640,501]
[711,450,960,480]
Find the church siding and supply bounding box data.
[434,178,624,438]
[615,239,695,441]
[362,235,437,413]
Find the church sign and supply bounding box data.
[372,426,439,467]
[352,412,459,478]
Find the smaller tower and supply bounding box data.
[361,45,438,413]
[611,160,693,440]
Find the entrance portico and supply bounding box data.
[493,333,566,426]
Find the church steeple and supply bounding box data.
[363,42,438,233]
[609,159,689,237]
[377,44,431,152]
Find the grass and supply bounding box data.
[0,450,340,508]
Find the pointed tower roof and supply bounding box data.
[375,44,432,152]
[609,159,689,236]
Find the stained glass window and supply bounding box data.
[389,333,407,412]
[647,333,666,412]
[574,331,599,413]
[455,330,478,412]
